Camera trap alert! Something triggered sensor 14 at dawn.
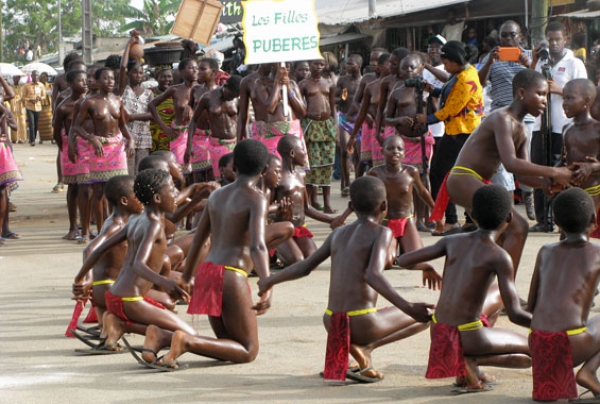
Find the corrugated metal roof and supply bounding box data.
[320,32,372,46]
[316,0,470,25]
[559,8,600,18]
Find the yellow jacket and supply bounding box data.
[21,82,45,112]
[433,65,483,135]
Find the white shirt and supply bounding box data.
[423,64,446,138]
[441,21,465,43]
[533,49,587,133]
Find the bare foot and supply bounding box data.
[576,367,600,396]
[323,206,338,214]
[158,330,192,366]
[350,344,374,371]
[103,313,125,351]
[62,230,80,240]
[142,325,172,363]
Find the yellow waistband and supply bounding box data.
[121,296,144,302]
[450,165,483,181]
[584,184,600,197]
[432,313,484,332]
[92,279,115,286]
[529,327,587,336]
[385,214,414,221]
[225,266,248,278]
[325,307,377,317]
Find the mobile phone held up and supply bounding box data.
[497,47,522,62]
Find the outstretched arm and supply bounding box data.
[496,251,531,327]
[366,229,434,322]
[258,232,332,294]
[397,238,447,268]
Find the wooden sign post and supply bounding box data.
[170,0,224,46]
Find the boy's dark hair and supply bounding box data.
[178,58,194,71]
[105,54,121,70]
[383,134,404,148]
[565,78,597,101]
[218,152,234,169]
[63,52,82,71]
[201,57,220,71]
[224,75,242,94]
[94,67,113,81]
[138,154,169,172]
[234,139,269,175]
[512,69,546,97]
[392,47,411,62]
[350,176,386,214]
[277,134,302,156]
[266,153,281,166]
[553,188,595,233]
[348,54,363,66]
[471,185,512,230]
[104,175,135,207]
[546,21,567,36]
[134,169,171,205]
[378,53,391,65]
[66,70,86,84]
[67,60,86,72]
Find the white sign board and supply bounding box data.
[242,0,322,65]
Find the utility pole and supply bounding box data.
[0,1,3,63]
[82,0,93,65]
[58,0,63,66]
[531,0,548,46]
[368,0,377,18]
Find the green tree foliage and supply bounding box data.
[3,0,139,63]
[120,0,180,37]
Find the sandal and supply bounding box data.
[52,183,64,193]
[341,187,350,197]
[2,232,20,240]
[8,202,17,212]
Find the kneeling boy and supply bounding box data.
[398,185,532,392]
[259,176,435,383]
[527,188,600,402]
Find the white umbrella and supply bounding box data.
[0,63,24,77]
[21,62,58,76]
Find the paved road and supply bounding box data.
[0,143,581,403]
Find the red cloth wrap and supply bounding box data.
[83,305,98,323]
[293,225,313,239]
[426,322,466,379]
[429,172,491,222]
[529,330,578,401]
[387,217,409,238]
[323,312,350,381]
[188,261,225,317]
[105,291,165,324]
[65,300,86,337]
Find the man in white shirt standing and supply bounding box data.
[441,4,469,43]
[530,21,587,232]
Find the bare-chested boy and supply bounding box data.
[398,185,532,392]
[348,53,392,170]
[561,79,600,238]
[258,176,435,383]
[142,140,273,368]
[73,169,195,354]
[527,188,600,402]
[299,59,337,213]
[71,175,143,342]
[384,53,435,228]
[53,69,88,240]
[274,136,341,266]
[368,136,436,266]
[335,54,363,196]
[425,69,572,275]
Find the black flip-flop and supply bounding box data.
[345,367,384,384]
[122,337,186,372]
[74,342,125,355]
[77,324,101,338]
[70,329,105,349]
[451,382,494,394]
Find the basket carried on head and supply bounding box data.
[144,43,184,67]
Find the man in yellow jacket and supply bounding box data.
[22,70,45,146]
